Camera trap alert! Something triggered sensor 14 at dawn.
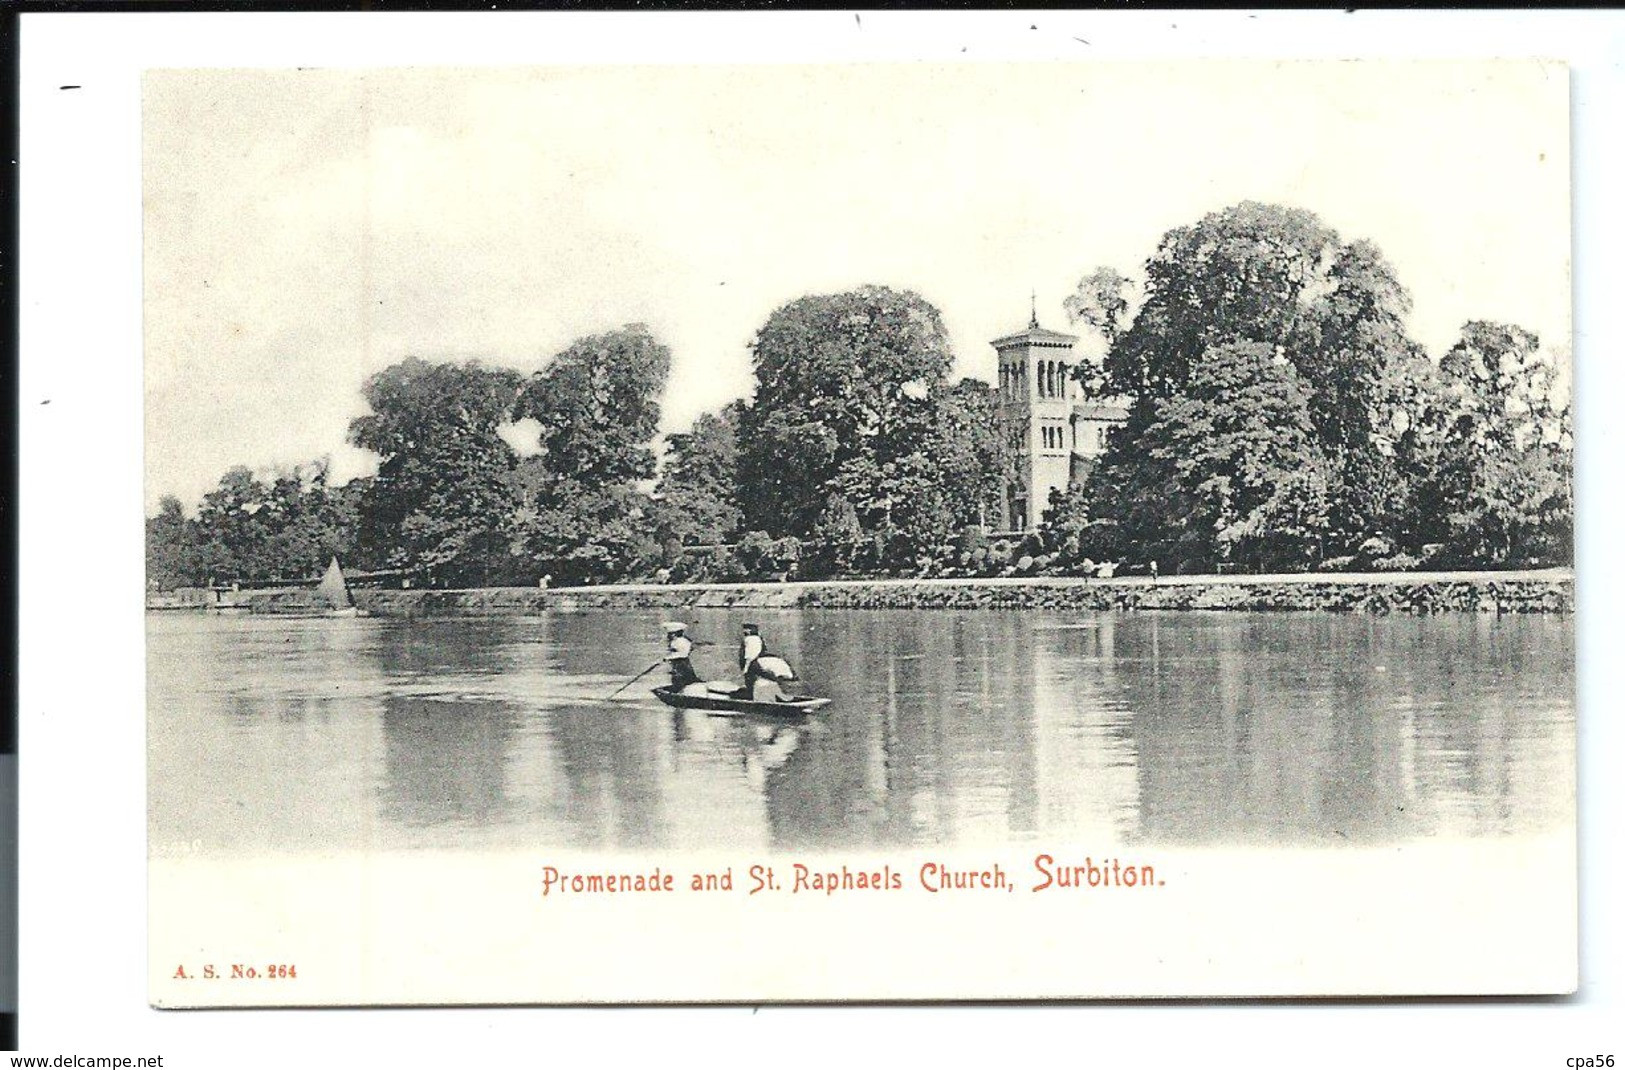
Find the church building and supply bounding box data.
[992,308,1129,533]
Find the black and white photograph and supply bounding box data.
[129,53,1583,1007]
[19,11,1624,1054]
[15,4,1625,1063]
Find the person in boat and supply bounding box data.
[738,623,797,702]
[664,622,703,692]
[738,623,764,694]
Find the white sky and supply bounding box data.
[143,60,1571,511]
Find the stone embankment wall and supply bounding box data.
[354,573,1572,617]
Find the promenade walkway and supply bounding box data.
[549,567,1573,596]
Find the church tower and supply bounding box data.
[991,299,1080,532]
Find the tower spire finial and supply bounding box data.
[1029,289,1039,330]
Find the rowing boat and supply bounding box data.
[651,685,831,717]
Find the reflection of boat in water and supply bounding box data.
[737,720,807,791]
[652,685,829,717]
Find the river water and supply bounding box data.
[147,608,1574,857]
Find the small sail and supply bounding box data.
[315,557,352,609]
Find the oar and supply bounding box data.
[606,659,665,700]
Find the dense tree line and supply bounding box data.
[148,202,1572,590]
[150,292,1015,588]
[146,461,368,591]
[1043,202,1571,575]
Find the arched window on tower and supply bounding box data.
[1058,362,1067,399]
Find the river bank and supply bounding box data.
[352,569,1574,617]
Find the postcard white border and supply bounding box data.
[16,9,1625,1067]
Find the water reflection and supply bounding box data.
[147,607,1574,857]
[377,695,519,832]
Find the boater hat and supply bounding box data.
[662,622,686,635]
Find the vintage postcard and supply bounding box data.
[144,59,1574,1006]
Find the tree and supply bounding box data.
[1291,238,1424,543]
[1082,202,1421,555]
[1063,266,1136,345]
[349,358,525,587]
[805,494,866,577]
[1082,341,1331,571]
[146,495,197,590]
[519,324,669,489]
[524,482,661,585]
[327,476,377,572]
[737,286,960,573]
[1038,482,1096,563]
[935,378,1014,534]
[191,466,272,583]
[513,325,672,584]
[734,529,802,579]
[652,402,744,549]
[149,460,366,589]
[257,461,363,581]
[1400,321,1572,565]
